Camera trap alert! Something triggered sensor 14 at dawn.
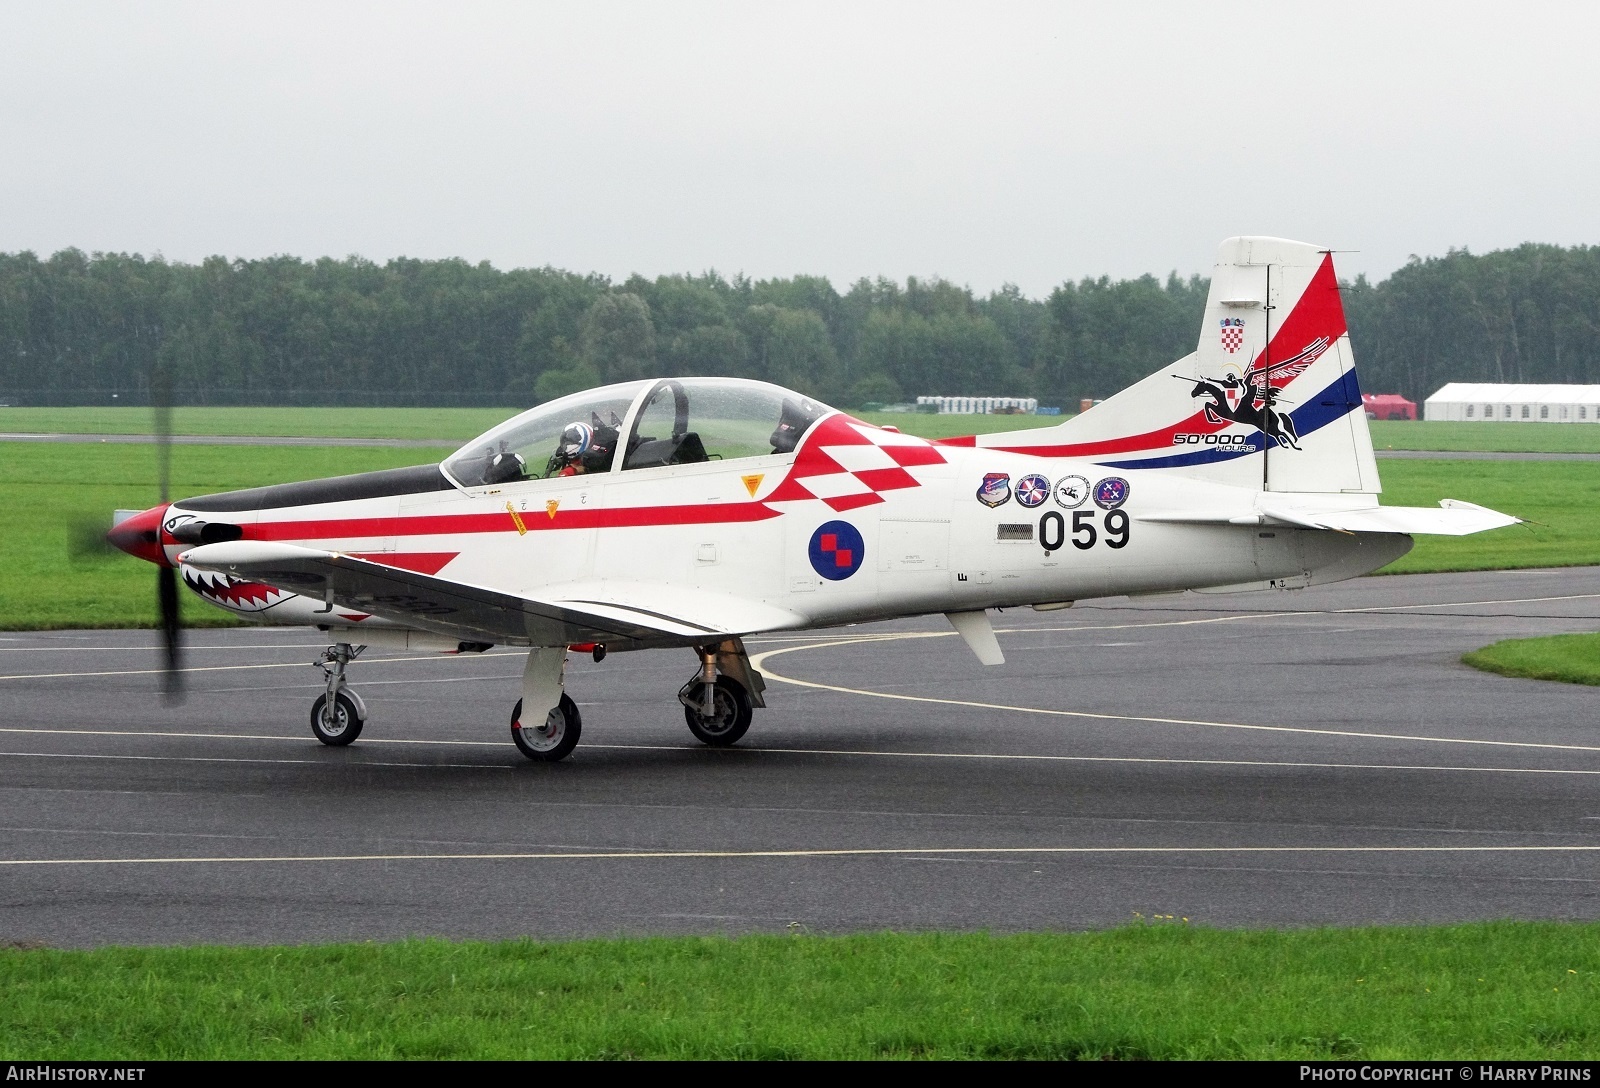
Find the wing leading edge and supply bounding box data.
[178,541,808,648]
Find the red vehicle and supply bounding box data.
[1362,393,1416,421]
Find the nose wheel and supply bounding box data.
[310,642,366,746]
[310,690,365,745]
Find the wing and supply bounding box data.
[179,541,808,648]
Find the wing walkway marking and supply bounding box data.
[747,634,1600,757]
[4,844,1599,868]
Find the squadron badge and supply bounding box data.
[1015,473,1050,508]
[1093,477,1130,509]
[1053,474,1089,509]
[976,473,1011,508]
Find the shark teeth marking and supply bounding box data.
[181,568,292,613]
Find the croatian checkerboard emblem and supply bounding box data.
[1219,317,1245,354]
[1093,477,1130,509]
[1015,473,1050,508]
[808,520,865,580]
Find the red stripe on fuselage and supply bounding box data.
[987,407,1224,458]
[244,501,781,544]
[347,551,460,574]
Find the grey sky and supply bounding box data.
[2,1,1596,296]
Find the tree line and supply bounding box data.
[1,242,1595,409]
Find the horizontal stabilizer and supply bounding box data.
[1138,499,1519,537]
[178,541,807,647]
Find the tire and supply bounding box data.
[684,676,752,747]
[310,691,364,746]
[511,693,582,762]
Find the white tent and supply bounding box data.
[915,395,1038,415]
[1423,383,1600,423]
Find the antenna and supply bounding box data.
[1261,264,1273,491]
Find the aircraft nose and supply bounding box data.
[106,503,173,566]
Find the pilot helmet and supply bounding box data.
[558,421,594,463]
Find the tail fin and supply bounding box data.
[979,237,1380,494]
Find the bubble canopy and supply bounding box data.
[442,378,831,488]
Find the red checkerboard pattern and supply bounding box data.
[766,415,948,512]
[817,533,853,568]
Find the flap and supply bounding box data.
[178,541,807,647]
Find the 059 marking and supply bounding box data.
[1040,509,1129,554]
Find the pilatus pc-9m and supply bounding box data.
[109,238,1516,762]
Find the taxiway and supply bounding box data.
[2,567,1598,946]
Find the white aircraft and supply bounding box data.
[108,237,1517,761]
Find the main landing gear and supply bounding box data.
[304,636,768,764]
[677,639,763,747]
[506,637,767,762]
[310,642,367,745]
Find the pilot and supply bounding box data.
[547,421,615,477]
[482,451,527,485]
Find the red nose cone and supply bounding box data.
[106,503,173,566]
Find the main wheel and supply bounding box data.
[684,676,752,747]
[310,690,364,746]
[511,693,582,762]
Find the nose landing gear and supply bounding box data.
[310,642,366,746]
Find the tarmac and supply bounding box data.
[2,567,1598,947]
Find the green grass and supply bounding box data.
[1463,633,1600,686]
[0,405,1063,442]
[10,408,1600,452]
[2,924,1597,1059]
[2,444,1590,630]
[0,443,431,629]
[0,406,513,441]
[1376,460,1600,574]
[1369,420,1600,453]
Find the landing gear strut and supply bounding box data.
[678,639,763,747]
[310,642,367,745]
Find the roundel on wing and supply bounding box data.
[808,520,865,581]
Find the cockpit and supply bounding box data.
[442,378,831,489]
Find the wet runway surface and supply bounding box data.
[2,567,1598,947]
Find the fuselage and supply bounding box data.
[139,404,1410,644]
